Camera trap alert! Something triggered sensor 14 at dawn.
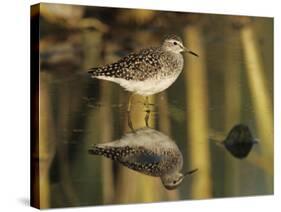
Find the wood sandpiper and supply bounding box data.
[88,35,198,129]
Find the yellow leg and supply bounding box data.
[127,94,134,132]
[144,96,150,127]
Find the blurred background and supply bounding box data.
[32,3,273,208]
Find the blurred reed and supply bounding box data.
[81,30,104,205]
[117,9,155,24]
[157,93,180,200]
[85,30,115,204]
[240,23,273,187]
[223,25,242,196]
[99,80,114,203]
[184,25,212,199]
[38,72,56,208]
[55,82,79,206]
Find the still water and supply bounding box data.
[38,4,273,208]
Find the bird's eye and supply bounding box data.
[173,42,177,45]
[173,180,177,184]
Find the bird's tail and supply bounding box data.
[87,67,116,82]
[88,144,123,161]
[88,144,104,155]
[87,67,101,77]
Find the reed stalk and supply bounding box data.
[157,93,179,200]
[39,72,56,208]
[240,25,273,178]
[184,25,212,199]
[99,81,115,203]
[223,27,241,196]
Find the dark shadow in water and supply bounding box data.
[222,124,259,159]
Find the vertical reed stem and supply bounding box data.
[100,81,114,203]
[157,93,179,200]
[184,25,212,199]
[224,28,241,196]
[39,73,56,208]
[240,25,273,187]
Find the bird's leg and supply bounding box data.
[144,96,151,127]
[127,94,135,132]
[145,110,151,127]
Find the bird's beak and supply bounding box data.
[183,46,199,57]
[183,168,198,177]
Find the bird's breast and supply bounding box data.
[160,52,184,76]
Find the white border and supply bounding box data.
[0,0,279,212]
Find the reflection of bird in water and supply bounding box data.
[88,128,197,190]
[88,35,198,129]
[223,124,258,159]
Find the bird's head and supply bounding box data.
[162,35,198,57]
[161,168,198,190]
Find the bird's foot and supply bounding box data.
[145,109,151,127]
[127,110,136,133]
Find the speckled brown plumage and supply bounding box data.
[88,144,181,177]
[88,128,198,190]
[87,35,198,96]
[88,48,164,81]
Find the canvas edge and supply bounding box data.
[30,3,40,209]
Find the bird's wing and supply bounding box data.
[122,146,161,164]
[88,144,161,163]
[88,48,162,81]
[119,146,164,176]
